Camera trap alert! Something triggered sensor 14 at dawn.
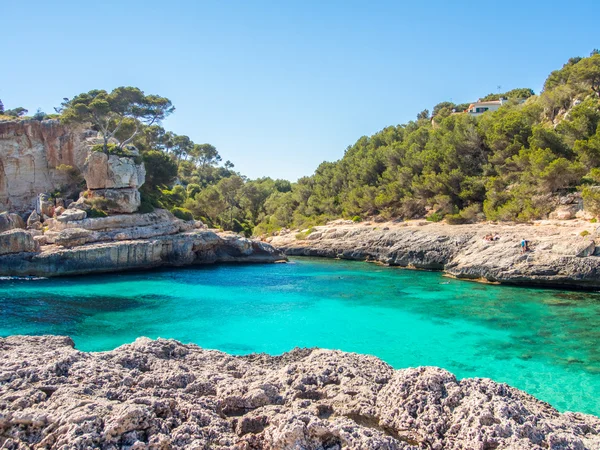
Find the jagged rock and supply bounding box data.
[0,229,39,255]
[55,208,87,223]
[0,336,598,449]
[35,193,55,218]
[0,212,25,233]
[66,196,91,211]
[25,210,42,230]
[48,209,175,232]
[0,120,88,214]
[54,205,65,217]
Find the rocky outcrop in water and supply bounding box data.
[0,209,285,277]
[0,335,598,449]
[270,220,600,289]
[0,120,89,214]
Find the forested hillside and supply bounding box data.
[254,51,600,233]
[2,51,599,236]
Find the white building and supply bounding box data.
[466,98,507,116]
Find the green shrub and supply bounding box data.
[445,213,468,225]
[426,212,444,222]
[138,200,155,214]
[352,215,361,222]
[295,227,315,240]
[581,186,600,217]
[88,208,108,218]
[591,218,597,223]
[171,207,194,221]
[85,197,119,212]
[580,230,590,237]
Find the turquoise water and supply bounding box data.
[1,257,599,416]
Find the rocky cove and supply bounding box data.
[1,119,600,449]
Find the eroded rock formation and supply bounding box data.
[83,150,146,213]
[270,220,600,289]
[0,120,89,214]
[0,209,285,277]
[0,336,598,449]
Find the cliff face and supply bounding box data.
[0,335,598,449]
[0,120,88,214]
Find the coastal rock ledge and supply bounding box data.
[0,336,598,450]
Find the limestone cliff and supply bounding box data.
[0,120,89,214]
[0,336,598,449]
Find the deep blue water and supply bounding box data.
[1,257,599,415]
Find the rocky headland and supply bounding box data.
[0,119,285,277]
[269,218,600,289]
[0,335,598,450]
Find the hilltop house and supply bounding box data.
[466,98,507,116]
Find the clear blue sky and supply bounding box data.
[2,0,598,180]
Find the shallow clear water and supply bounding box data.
[1,257,599,415]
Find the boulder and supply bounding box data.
[549,204,580,220]
[56,208,87,223]
[36,193,55,218]
[54,206,65,217]
[26,210,42,230]
[0,212,25,233]
[83,152,145,190]
[0,229,39,255]
[67,197,91,211]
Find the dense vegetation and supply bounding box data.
[252,51,600,233]
[2,51,600,235]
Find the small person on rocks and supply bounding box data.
[520,238,529,254]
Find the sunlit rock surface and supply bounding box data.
[0,336,598,449]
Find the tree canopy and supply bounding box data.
[58,87,174,152]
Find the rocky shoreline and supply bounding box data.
[269,219,600,289]
[0,335,597,450]
[0,210,285,277]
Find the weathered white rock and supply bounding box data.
[271,221,600,289]
[0,336,597,449]
[83,151,145,190]
[26,210,42,230]
[35,193,54,218]
[0,212,25,233]
[0,229,285,276]
[55,208,87,223]
[0,229,39,255]
[0,120,89,214]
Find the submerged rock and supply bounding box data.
[0,335,597,449]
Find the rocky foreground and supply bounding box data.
[0,336,598,450]
[270,219,600,289]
